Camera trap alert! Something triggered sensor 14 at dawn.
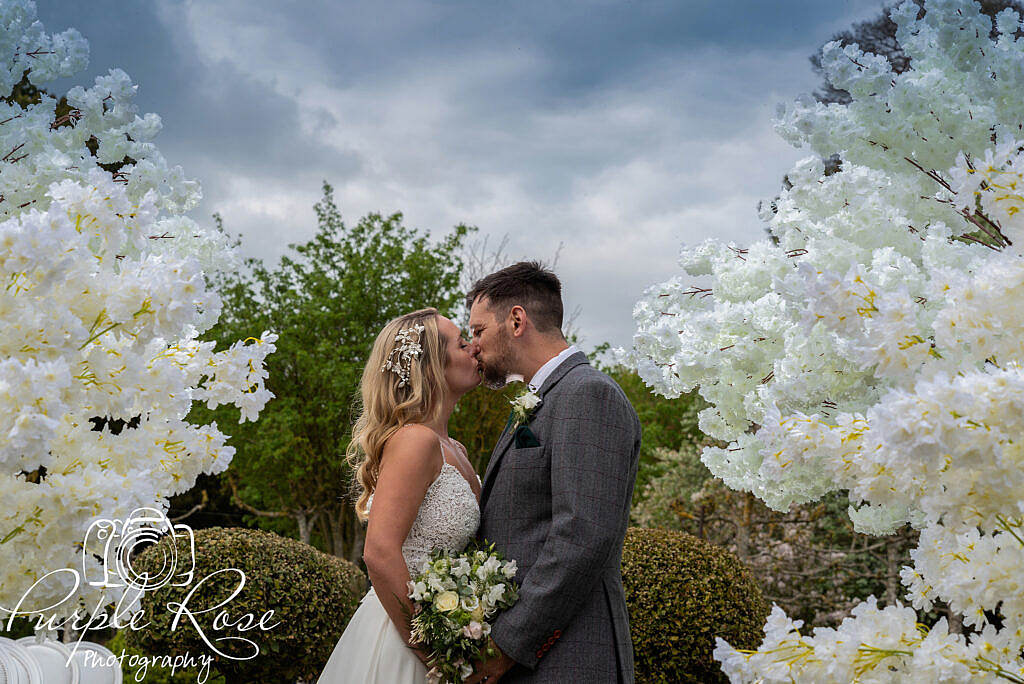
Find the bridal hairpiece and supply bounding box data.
[381,323,426,388]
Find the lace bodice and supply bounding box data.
[367,457,481,577]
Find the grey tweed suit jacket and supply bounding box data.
[476,351,642,683]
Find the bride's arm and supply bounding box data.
[362,424,442,665]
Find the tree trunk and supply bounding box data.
[349,511,365,564]
[330,505,366,564]
[734,493,754,562]
[295,510,313,545]
[885,539,899,606]
[947,604,963,634]
[316,511,333,554]
[329,506,346,559]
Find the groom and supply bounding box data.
[464,262,641,684]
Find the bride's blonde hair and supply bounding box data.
[346,308,450,522]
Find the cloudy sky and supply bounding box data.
[38,0,886,350]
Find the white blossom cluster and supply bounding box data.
[622,0,1024,680]
[0,0,277,622]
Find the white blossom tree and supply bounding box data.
[624,0,1024,681]
[0,0,277,624]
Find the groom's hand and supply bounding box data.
[465,636,515,683]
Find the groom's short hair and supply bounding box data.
[466,261,564,335]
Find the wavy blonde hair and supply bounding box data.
[346,308,450,522]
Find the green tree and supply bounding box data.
[189,182,472,562]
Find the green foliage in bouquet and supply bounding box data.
[126,526,366,684]
[622,527,769,684]
[405,541,519,682]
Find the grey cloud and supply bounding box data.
[39,3,362,180]
[34,0,888,348]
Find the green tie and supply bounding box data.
[503,408,516,433]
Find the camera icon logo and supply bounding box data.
[82,506,195,591]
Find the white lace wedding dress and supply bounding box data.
[317,439,481,683]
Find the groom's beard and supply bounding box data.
[480,364,508,390]
[479,329,514,390]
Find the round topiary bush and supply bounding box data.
[107,629,226,684]
[622,526,769,684]
[125,526,366,684]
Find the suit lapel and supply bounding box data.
[478,351,590,509]
[479,421,517,508]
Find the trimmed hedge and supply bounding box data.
[126,526,366,684]
[623,527,768,683]
[107,629,226,684]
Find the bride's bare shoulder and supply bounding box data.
[380,424,443,474]
[387,423,439,447]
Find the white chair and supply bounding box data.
[66,642,121,684]
[14,637,78,684]
[0,646,12,684]
[0,638,43,684]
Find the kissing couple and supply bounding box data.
[317,261,641,683]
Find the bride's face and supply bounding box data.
[438,316,480,395]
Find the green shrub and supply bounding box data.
[107,629,226,684]
[126,526,366,683]
[622,527,769,684]
[0,616,35,640]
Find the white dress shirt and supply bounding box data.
[527,344,580,393]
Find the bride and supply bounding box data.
[317,308,484,683]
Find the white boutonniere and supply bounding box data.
[509,388,541,430]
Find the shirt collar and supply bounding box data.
[528,344,580,393]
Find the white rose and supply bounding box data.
[434,590,459,612]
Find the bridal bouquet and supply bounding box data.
[405,541,519,683]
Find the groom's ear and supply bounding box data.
[509,305,527,337]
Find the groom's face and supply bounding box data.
[468,296,515,389]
